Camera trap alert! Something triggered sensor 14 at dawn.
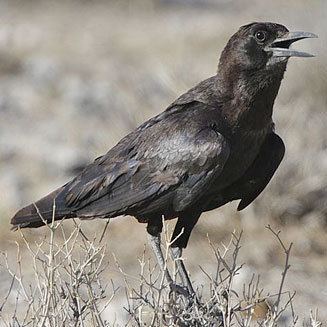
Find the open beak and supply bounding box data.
[267,31,317,58]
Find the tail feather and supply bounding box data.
[11,187,76,229]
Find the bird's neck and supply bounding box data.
[217,67,285,131]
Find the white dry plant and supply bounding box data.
[0,203,117,327]
[119,223,322,327]
[0,204,322,327]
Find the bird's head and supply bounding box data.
[218,22,317,75]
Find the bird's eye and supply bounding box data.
[255,30,267,43]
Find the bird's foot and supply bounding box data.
[169,282,191,298]
[168,282,200,307]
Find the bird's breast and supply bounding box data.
[214,127,270,189]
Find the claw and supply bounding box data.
[169,282,190,298]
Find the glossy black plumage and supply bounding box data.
[11,22,315,250]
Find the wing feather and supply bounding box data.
[61,102,230,217]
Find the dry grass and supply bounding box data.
[0,0,326,323]
[0,215,322,326]
[0,215,117,326]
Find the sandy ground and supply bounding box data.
[0,1,326,325]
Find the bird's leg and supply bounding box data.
[147,232,173,284]
[170,246,195,296]
[147,220,189,297]
[170,213,200,297]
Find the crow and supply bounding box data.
[11,22,316,296]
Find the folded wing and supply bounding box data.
[11,101,230,228]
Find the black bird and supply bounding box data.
[11,22,316,295]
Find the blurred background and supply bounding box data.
[0,0,326,324]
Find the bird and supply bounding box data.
[11,22,316,297]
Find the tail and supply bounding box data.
[11,186,76,229]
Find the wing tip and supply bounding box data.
[237,200,249,211]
